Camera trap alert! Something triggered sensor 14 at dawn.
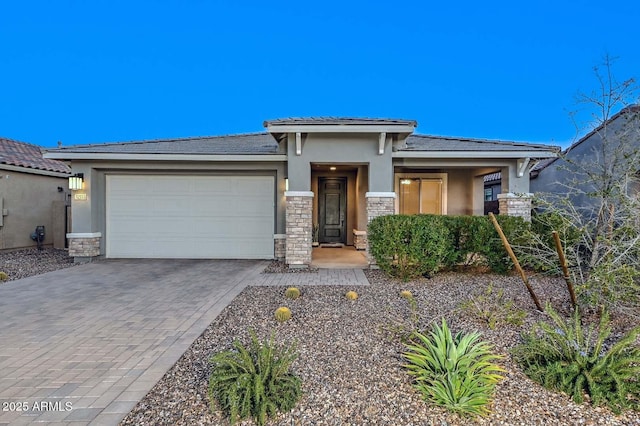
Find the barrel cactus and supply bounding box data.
[274,307,292,322]
[345,291,358,300]
[284,287,301,300]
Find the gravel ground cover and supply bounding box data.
[121,269,640,425]
[0,248,76,281]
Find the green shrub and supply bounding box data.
[368,214,529,278]
[208,332,302,425]
[403,319,505,417]
[0,271,8,281]
[368,214,451,280]
[482,215,529,273]
[512,305,640,414]
[459,283,526,329]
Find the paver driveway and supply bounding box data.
[0,259,266,425]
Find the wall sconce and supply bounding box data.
[69,173,84,191]
[400,179,413,185]
[285,178,289,191]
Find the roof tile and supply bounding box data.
[0,137,71,174]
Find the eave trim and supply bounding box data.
[43,153,288,162]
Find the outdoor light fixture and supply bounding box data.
[68,173,84,191]
[400,179,412,185]
[330,166,337,171]
[285,178,289,191]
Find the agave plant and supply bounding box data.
[512,304,640,414]
[208,331,302,425]
[403,318,505,417]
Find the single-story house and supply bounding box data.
[44,118,558,266]
[0,137,71,250]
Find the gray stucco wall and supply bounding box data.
[69,160,286,255]
[531,110,639,207]
[0,169,69,250]
[287,133,393,192]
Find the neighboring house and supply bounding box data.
[483,172,501,214]
[530,105,640,203]
[0,138,71,250]
[44,118,558,266]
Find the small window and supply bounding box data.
[484,188,493,201]
[399,178,443,215]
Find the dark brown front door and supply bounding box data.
[318,177,346,244]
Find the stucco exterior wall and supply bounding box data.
[69,160,286,256]
[287,133,393,192]
[530,111,639,206]
[0,169,69,250]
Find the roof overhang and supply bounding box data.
[0,163,71,178]
[43,153,287,162]
[265,123,416,134]
[392,150,558,159]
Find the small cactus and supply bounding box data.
[0,271,8,281]
[284,287,301,300]
[345,291,358,300]
[274,307,292,322]
[400,290,413,300]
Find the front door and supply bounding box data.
[318,177,346,244]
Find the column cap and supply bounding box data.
[365,192,397,198]
[285,191,315,197]
[67,232,102,238]
[497,192,534,199]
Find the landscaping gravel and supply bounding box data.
[120,268,640,425]
[0,248,76,282]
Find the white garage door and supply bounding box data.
[106,175,274,259]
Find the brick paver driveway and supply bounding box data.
[0,259,265,425]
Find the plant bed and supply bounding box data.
[121,271,640,425]
[0,248,76,282]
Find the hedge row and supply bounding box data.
[367,214,529,280]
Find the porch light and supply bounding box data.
[400,179,412,185]
[285,178,289,191]
[69,173,84,191]
[330,166,337,171]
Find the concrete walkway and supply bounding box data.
[247,268,370,287]
[0,259,266,425]
[310,246,368,269]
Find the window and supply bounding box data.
[484,188,493,201]
[399,178,443,215]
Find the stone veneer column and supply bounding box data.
[285,191,314,268]
[365,192,396,266]
[497,193,533,221]
[273,234,286,261]
[67,232,102,263]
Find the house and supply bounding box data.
[483,172,501,214]
[0,138,71,250]
[44,118,558,266]
[530,105,640,203]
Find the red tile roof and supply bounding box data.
[0,137,71,174]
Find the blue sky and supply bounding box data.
[1,1,638,148]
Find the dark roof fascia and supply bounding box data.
[263,117,417,127]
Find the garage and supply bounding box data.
[106,175,274,259]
